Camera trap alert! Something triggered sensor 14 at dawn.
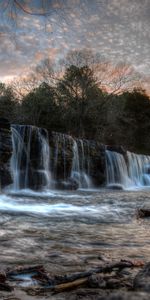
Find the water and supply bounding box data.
[0,189,150,273]
[106,150,150,189]
[11,125,51,191]
[52,132,73,185]
[71,139,92,188]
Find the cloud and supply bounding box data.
[0,0,149,81]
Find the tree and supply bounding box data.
[21,82,61,130]
[56,65,105,138]
[124,88,150,152]
[0,83,17,121]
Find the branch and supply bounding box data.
[13,0,65,16]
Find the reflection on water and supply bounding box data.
[0,189,150,274]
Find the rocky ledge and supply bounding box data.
[0,118,13,188]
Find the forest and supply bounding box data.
[0,49,150,153]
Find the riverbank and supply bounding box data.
[0,189,149,299]
[0,258,149,300]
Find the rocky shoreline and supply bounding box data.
[0,258,150,300]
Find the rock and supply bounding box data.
[0,118,13,189]
[107,184,124,190]
[106,278,122,289]
[88,274,106,288]
[0,271,6,283]
[137,208,150,218]
[49,132,106,187]
[55,178,79,190]
[133,262,150,291]
[106,145,126,155]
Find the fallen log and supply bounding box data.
[53,278,88,292]
[51,260,144,293]
[53,260,134,286]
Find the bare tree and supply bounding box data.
[96,62,141,95]
[0,0,67,19]
[60,49,141,95]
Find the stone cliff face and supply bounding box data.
[49,132,106,188]
[0,118,13,189]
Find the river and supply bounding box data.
[0,188,149,273]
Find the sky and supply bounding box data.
[0,0,150,84]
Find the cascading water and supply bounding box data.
[127,151,150,187]
[71,139,92,188]
[52,132,70,182]
[51,132,74,187]
[11,125,51,191]
[106,149,150,189]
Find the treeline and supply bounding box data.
[0,50,150,153]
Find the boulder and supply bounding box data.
[137,207,150,218]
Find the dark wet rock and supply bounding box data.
[0,271,6,283]
[88,274,106,288]
[49,132,106,187]
[106,278,123,289]
[107,184,124,190]
[106,145,126,155]
[0,118,13,188]
[133,262,150,291]
[137,207,150,218]
[49,131,74,183]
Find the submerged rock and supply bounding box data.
[55,178,79,190]
[107,184,124,190]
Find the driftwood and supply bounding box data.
[53,260,134,285]
[51,260,143,293]
[0,260,143,293]
[53,278,88,292]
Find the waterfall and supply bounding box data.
[106,149,150,189]
[52,132,73,186]
[11,125,51,191]
[53,133,69,181]
[71,139,92,188]
[127,151,150,187]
